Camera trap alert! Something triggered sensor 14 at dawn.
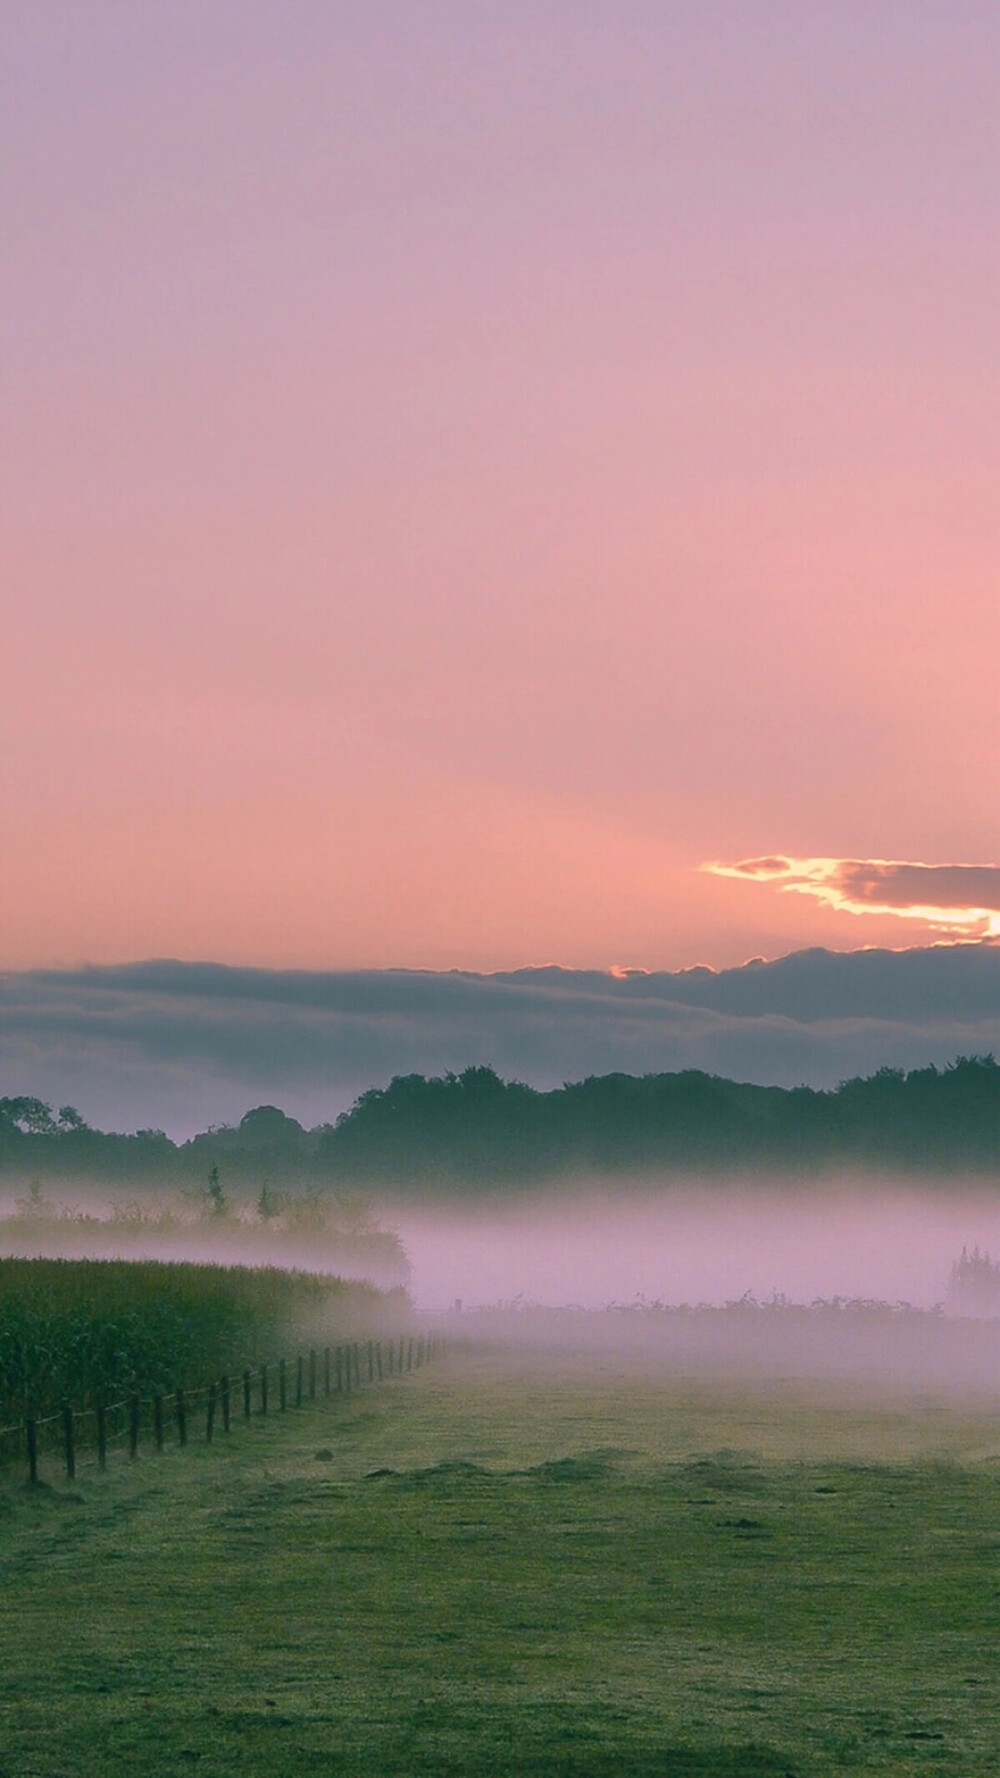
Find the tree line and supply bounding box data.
[1,1055,998,1192]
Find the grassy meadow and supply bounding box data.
[2,1341,1000,1775]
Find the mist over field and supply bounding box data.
[5,1067,1000,1392]
[0,1183,411,1291]
[4,1157,1000,1328]
[4,1173,999,1319]
[394,1180,1000,1315]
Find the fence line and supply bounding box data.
[1,1331,445,1488]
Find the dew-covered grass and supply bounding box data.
[2,1346,999,1775]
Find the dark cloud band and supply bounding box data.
[2,946,999,1136]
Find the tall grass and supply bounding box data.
[0,1256,405,1423]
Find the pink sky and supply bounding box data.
[3,3,997,973]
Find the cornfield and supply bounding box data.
[0,1255,401,1423]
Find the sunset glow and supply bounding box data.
[2,4,997,978]
[5,19,1000,1772]
[705,858,1000,940]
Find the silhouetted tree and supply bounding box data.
[948,1244,1000,1317]
[205,1164,228,1217]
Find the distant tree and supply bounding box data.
[256,1181,281,1221]
[238,1106,305,1145]
[283,1189,331,1234]
[2,1052,1000,1188]
[16,1178,48,1214]
[948,1245,1000,1317]
[205,1164,228,1217]
[0,1097,58,1134]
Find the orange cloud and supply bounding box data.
[703,857,1000,939]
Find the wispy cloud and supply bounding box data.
[704,857,1000,938]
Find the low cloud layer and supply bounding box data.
[706,857,1000,938]
[2,945,999,1135]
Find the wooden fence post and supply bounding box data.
[407,1338,413,1373]
[206,1381,216,1442]
[279,1357,288,1411]
[153,1394,164,1452]
[243,1369,252,1419]
[176,1387,187,1447]
[338,1345,347,1396]
[260,1365,268,1416]
[309,1348,317,1400]
[295,1355,304,1408]
[96,1402,107,1470]
[129,1392,140,1459]
[221,1374,231,1433]
[63,1403,76,1481]
[26,1417,38,1486]
[324,1346,331,1397]
[376,1341,384,1381]
[367,1341,374,1382]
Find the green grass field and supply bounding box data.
[2,1345,999,1776]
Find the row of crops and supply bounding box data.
[0,1255,409,1426]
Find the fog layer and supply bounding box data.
[393,1181,1000,1315]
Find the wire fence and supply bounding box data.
[0,1331,444,1487]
